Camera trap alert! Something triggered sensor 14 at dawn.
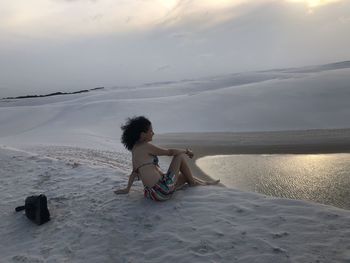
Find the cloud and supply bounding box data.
[0,0,253,40]
[154,0,252,29]
[0,0,349,97]
[155,65,171,72]
[53,0,98,2]
[169,32,190,38]
[0,1,162,39]
[0,0,346,41]
[286,0,343,8]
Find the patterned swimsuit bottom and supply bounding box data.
[144,171,177,201]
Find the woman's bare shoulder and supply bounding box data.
[144,142,169,156]
[133,142,168,156]
[132,142,149,155]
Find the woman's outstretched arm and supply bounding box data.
[147,143,194,158]
[168,148,194,158]
[114,171,138,194]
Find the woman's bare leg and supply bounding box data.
[178,156,220,185]
[179,157,207,185]
[168,154,220,186]
[193,173,220,185]
[168,154,197,186]
[174,172,188,189]
[182,159,220,185]
[175,173,211,189]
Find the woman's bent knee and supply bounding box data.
[174,153,186,159]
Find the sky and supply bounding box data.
[0,0,349,97]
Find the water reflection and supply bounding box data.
[196,154,350,210]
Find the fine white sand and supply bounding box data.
[1,146,350,263]
[1,62,350,262]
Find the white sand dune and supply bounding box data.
[1,62,350,262]
[0,63,350,150]
[1,146,350,262]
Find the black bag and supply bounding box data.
[15,194,50,225]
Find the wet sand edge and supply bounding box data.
[155,128,350,181]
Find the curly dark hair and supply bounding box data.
[121,116,152,151]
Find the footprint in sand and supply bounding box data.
[12,255,44,263]
[273,232,289,239]
[191,239,215,254]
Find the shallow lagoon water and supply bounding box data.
[197,154,350,210]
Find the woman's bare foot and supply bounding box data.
[189,181,202,186]
[193,177,220,186]
[194,178,206,186]
[206,179,220,185]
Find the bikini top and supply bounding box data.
[134,155,159,174]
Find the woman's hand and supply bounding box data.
[186,148,194,159]
[114,188,129,195]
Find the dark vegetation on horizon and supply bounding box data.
[2,87,104,100]
[2,60,350,100]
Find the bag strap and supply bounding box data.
[15,206,25,212]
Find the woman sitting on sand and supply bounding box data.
[114,116,219,201]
